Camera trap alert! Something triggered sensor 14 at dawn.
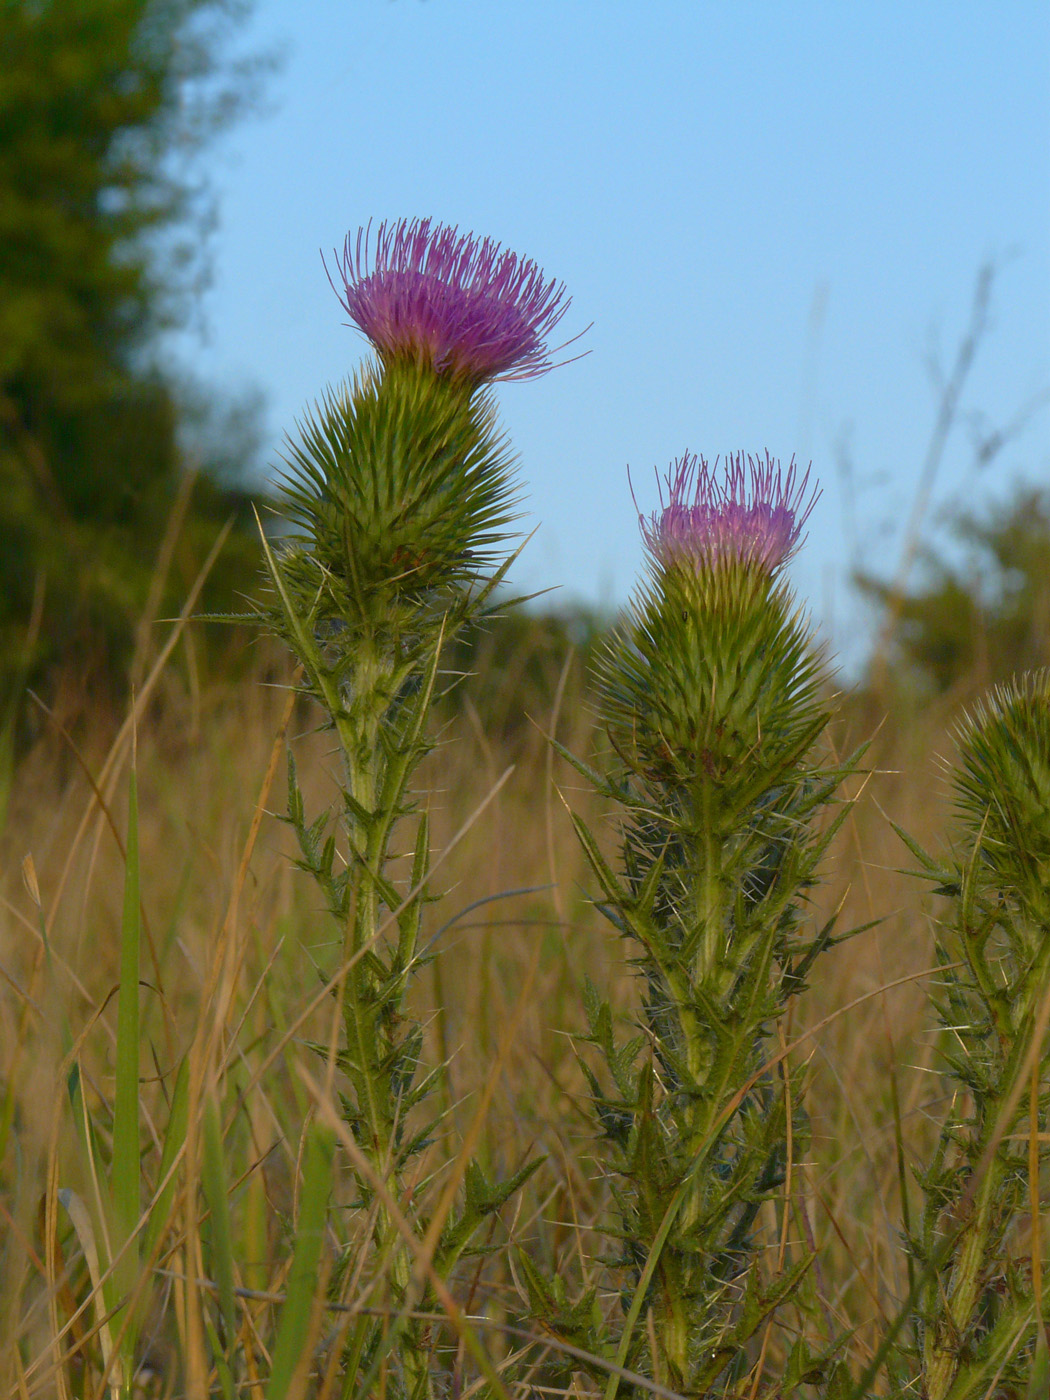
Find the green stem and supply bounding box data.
[697,786,722,985]
[332,648,434,1396]
[649,810,749,1382]
[923,1153,1004,1400]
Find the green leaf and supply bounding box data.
[1028,1327,1050,1400]
[478,1156,542,1214]
[549,735,616,794]
[582,975,604,1035]
[256,513,333,711]
[516,1246,560,1316]
[570,811,627,911]
[890,818,950,878]
[112,768,142,1244]
[824,1360,856,1400]
[109,765,143,1372]
[265,1123,335,1400]
[143,1055,190,1263]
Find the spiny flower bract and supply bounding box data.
[638,451,818,575]
[599,564,825,797]
[275,360,519,635]
[329,217,574,385]
[953,669,1050,912]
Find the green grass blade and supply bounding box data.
[110,767,143,1384]
[265,1123,334,1400]
[1028,1327,1050,1400]
[143,1055,189,1263]
[112,769,142,1246]
[202,1097,239,1364]
[242,1142,270,1295]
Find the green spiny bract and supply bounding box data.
[953,668,1050,924]
[601,557,825,821]
[274,357,519,653]
[904,671,1050,1400]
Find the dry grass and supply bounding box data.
[0,621,998,1394]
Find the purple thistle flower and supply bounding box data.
[328,218,576,385]
[637,452,818,573]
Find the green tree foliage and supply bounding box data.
[0,0,265,695]
[857,485,1050,696]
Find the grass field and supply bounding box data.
[0,610,1023,1396]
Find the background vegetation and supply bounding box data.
[0,0,268,709]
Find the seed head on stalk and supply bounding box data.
[329,217,578,386]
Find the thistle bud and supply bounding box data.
[953,670,1050,919]
[603,453,823,798]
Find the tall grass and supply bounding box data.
[0,608,1005,1396]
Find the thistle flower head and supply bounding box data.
[953,670,1050,913]
[329,218,575,385]
[637,452,818,575]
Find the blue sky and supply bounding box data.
[172,0,1050,669]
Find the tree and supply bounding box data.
[856,485,1050,697]
[0,0,267,697]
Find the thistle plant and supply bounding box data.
[255,217,574,1392]
[533,454,859,1395]
[899,671,1050,1399]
